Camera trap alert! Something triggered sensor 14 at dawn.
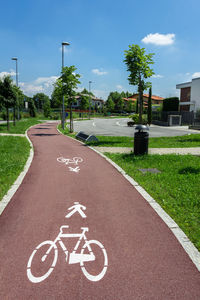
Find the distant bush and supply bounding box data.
[163,97,179,111]
[50,112,60,120]
[132,113,147,125]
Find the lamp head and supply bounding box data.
[62,42,70,46]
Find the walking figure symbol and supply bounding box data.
[69,166,80,173]
[65,202,87,218]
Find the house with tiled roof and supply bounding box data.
[129,94,164,105]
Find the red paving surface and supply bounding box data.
[0,122,200,299]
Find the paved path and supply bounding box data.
[0,123,200,299]
[92,146,200,155]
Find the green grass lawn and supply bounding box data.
[86,134,200,148]
[105,153,200,251]
[0,136,30,200]
[0,118,41,134]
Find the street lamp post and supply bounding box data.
[61,42,70,130]
[11,57,19,124]
[89,81,92,119]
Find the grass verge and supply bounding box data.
[105,153,200,251]
[57,124,76,138]
[0,136,30,200]
[0,118,41,134]
[87,134,200,148]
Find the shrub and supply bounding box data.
[50,112,60,120]
[163,97,179,111]
[132,113,147,124]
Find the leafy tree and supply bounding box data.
[0,76,16,130]
[124,44,154,123]
[51,78,64,111]
[33,93,51,117]
[81,88,94,97]
[79,94,89,110]
[147,87,152,125]
[33,93,50,110]
[13,85,25,119]
[106,97,115,112]
[60,66,81,131]
[24,96,37,117]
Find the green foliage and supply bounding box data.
[106,97,115,112]
[124,44,154,122]
[163,97,179,111]
[124,44,154,91]
[60,66,81,106]
[79,94,89,110]
[27,97,37,117]
[147,87,152,125]
[132,113,147,124]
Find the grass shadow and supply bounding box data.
[179,167,200,174]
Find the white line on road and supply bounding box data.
[92,122,96,127]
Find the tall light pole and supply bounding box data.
[11,57,19,124]
[89,81,92,119]
[61,42,70,130]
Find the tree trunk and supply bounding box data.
[6,106,9,131]
[70,104,73,133]
[13,105,16,126]
[147,87,152,126]
[138,77,143,124]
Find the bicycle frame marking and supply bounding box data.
[27,225,108,283]
[44,226,94,264]
[57,156,83,173]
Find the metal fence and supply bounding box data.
[152,111,195,125]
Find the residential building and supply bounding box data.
[72,94,104,110]
[176,77,200,112]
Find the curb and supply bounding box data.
[57,127,200,272]
[0,127,34,215]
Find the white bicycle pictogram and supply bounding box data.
[57,157,83,165]
[27,226,108,283]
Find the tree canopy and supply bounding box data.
[124,44,155,122]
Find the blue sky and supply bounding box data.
[0,0,200,100]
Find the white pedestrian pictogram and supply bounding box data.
[27,225,108,283]
[65,202,87,218]
[68,166,80,173]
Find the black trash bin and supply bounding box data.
[134,125,149,155]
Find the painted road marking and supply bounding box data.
[27,224,108,283]
[68,166,80,173]
[92,122,96,127]
[57,156,83,173]
[65,202,87,218]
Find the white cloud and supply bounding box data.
[142,33,175,46]
[152,74,164,78]
[92,68,108,76]
[192,72,200,79]
[0,70,16,79]
[116,85,123,90]
[19,75,59,97]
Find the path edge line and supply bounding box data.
[57,126,200,272]
[89,146,200,272]
[0,126,34,215]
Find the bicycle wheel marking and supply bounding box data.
[27,204,108,283]
[57,156,83,173]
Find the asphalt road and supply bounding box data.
[0,122,200,299]
[73,118,199,137]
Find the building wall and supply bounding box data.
[180,87,191,111]
[191,77,200,112]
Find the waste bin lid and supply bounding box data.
[135,124,149,131]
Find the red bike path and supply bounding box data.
[0,122,200,299]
